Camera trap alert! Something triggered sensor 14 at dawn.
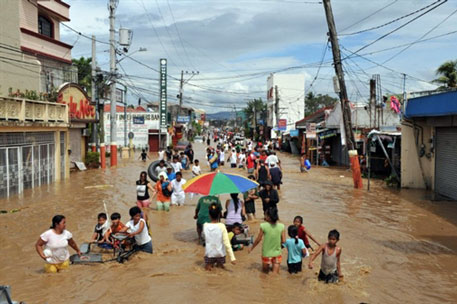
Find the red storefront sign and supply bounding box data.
[57,83,96,121]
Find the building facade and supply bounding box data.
[401,90,457,200]
[0,97,70,198]
[266,73,305,138]
[0,0,76,97]
[103,105,161,152]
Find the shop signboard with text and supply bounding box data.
[159,59,167,130]
[277,119,287,131]
[57,83,96,122]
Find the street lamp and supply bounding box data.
[116,47,147,64]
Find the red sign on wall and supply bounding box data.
[57,83,96,121]
[278,119,287,131]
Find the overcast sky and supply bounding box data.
[63,0,457,113]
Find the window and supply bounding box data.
[38,15,53,38]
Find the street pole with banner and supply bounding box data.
[159,59,167,150]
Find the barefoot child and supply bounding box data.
[294,216,320,251]
[308,229,343,283]
[283,225,308,274]
[243,175,259,221]
[203,203,236,270]
[248,207,285,274]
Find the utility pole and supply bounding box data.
[274,85,279,131]
[369,78,376,129]
[178,70,184,116]
[253,101,257,141]
[323,0,362,188]
[91,35,97,152]
[124,86,127,148]
[402,73,407,109]
[109,0,118,167]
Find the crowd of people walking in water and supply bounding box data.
[35,132,343,284]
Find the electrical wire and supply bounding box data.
[382,7,457,64]
[346,0,447,56]
[307,40,329,91]
[340,0,445,36]
[340,0,399,32]
[136,0,178,67]
[165,0,198,71]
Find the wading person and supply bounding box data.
[248,207,285,274]
[136,171,154,221]
[203,203,236,270]
[283,225,308,274]
[171,172,187,206]
[243,175,259,221]
[152,172,172,211]
[224,193,246,227]
[259,181,279,212]
[255,160,271,188]
[308,229,343,283]
[36,215,81,273]
[121,207,153,253]
[194,194,222,243]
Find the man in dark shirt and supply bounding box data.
[269,163,282,190]
[258,181,279,212]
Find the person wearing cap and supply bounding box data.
[152,172,172,211]
[258,181,279,213]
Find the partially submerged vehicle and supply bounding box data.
[70,234,138,265]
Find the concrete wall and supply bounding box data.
[267,73,306,136]
[401,120,435,190]
[0,0,41,96]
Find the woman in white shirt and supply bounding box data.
[122,206,153,253]
[35,215,81,273]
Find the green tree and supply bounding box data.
[305,92,338,116]
[72,56,92,95]
[433,60,457,89]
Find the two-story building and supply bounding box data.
[0,0,76,96]
[0,0,76,198]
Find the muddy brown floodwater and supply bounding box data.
[1,143,457,304]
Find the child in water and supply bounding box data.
[293,216,320,251]
[308,229,343,283]
[91,213,110,246]
[105,212,125,244]
[248,207,285,274]
[228,222,244,251]
[203,203,236,270]
[283,225,308,274]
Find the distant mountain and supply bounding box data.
[206,111,243,121]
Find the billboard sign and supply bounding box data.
[133,116,145,124]
[277,119,287,131]
[177,116,190,123]
[159,58,167,129]
[306,123,316,139]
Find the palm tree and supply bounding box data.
[433,60,457,89]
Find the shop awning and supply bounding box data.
[405,90,457,118]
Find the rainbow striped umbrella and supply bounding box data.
[182,172,259,195]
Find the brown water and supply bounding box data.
[1,143,457,304]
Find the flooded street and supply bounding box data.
[1,142,457,304]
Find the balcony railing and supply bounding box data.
[0,97,68,124]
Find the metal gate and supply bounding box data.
[435,127,457,200]
[0,132,55,198]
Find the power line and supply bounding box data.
[346,0,447,56]
[137,0,178,67]
[307,40,329,91]
[340,44,435,85]
[61,23,110,45]
[340,0,445,36]
[165,0,198,71]
[382,7,457,64]
[153,0,188,68]
[340,0,399,32]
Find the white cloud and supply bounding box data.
[63,0,457,112]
